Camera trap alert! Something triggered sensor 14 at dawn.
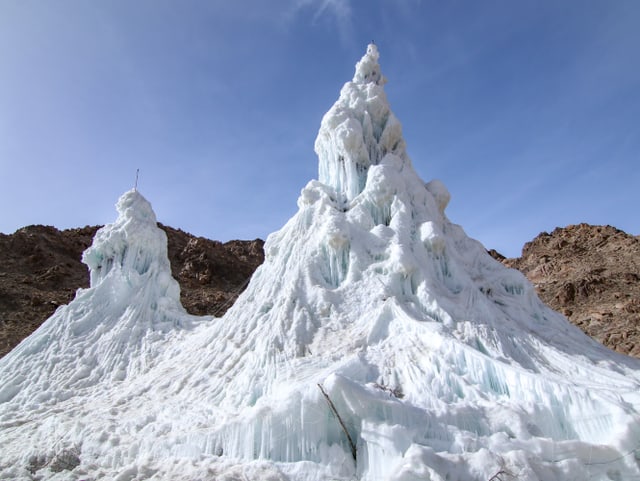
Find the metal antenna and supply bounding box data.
[134,169,140,191]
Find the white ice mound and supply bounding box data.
[1,45,640,481]
[0,189,195,411]
[151,45,640,480]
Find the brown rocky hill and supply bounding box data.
[1,223,638,360]
[499,224,640,358]
[0,224,263,357]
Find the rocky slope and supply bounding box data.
[502,223,640,357]
[0,225,263,357]
[1,223,637,358]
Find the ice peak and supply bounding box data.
[315,44,406,203]
[82,189,177,294]
[115,188,158,226]
[353,43,385,86]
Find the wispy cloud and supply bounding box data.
[287,0,354,47]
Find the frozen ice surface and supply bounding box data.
[1,45,640,481]
[0,190,202,410]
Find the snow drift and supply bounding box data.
[1,44,640,481]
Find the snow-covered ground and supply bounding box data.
[1,45,639,481]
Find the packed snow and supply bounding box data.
[1,44,640,481]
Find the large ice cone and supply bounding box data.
[0,190,195,410]
[1,46,640,481]
[150,45,640,480]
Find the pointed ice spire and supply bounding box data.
[353,43,386,85]
[82,189,179,302]
[315,44,407,203]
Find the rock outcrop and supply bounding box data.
[503,224,640,357]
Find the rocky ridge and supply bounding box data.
[502,223,640,357]
[1,223,637,358]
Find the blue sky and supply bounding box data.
[1,1,638,257]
